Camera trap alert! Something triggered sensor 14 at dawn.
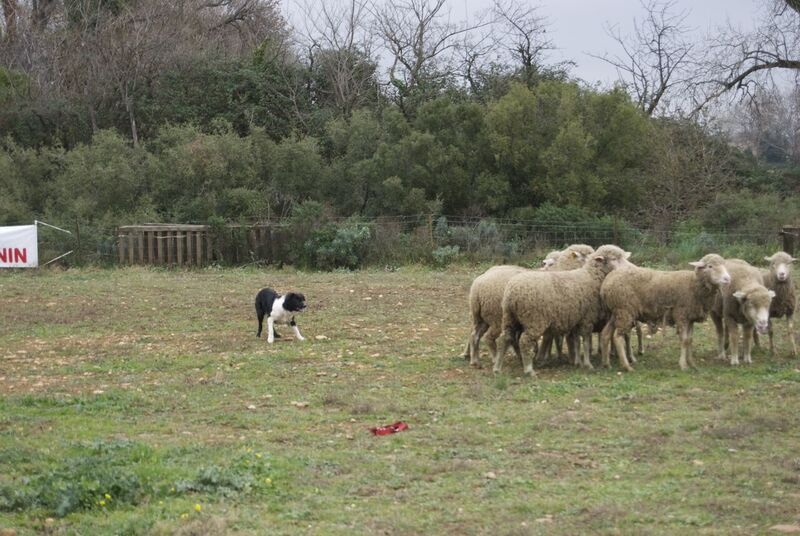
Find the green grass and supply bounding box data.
[1,265,800,534]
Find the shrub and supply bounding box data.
[304,219,372,270]
[431,245,461,267]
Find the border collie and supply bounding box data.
[255,288,307,343]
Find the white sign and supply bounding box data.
[0,225,38,268]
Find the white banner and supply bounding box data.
[0,225,38,268]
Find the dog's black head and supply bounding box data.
[283,292,307,313]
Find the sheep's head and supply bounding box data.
[732,284,775,334]
[765,251,796,283]
[590,245,632,274]
[565,244,595,258]
[689,254,730,287]
[541,250,561,269]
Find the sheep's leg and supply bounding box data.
[753,329,761,349]
[566,334,577,366]
[493,330,511,374]
[485,333,498,366]
[469,322,490,367]
[711,312,726,361]
[678,323,695,370]
[612,331,633,371]
[767,320,775,357]
[788,315,798,358]
[510,333,524,372]
[742,324,754,364]
[686,322,696,369]
[519,333,536,377]
[555,335,564,360]
[624,333,635,364]
[540,332,554,362]
[635,322,644,356]
[726,318,740,366]
[581,331,594,370]
[600,320,615,368]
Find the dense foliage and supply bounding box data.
[1,0,799,267]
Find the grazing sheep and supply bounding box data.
[760,252,798,357]
[710,259,775,366]
[494,245,631,377]
[599,254,731,371]
[465,265,531,367]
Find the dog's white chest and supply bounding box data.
[270,297,295,324]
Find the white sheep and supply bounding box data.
[540,244,595,362]
[540,250,561,269]
[759,252,798,357]
[710,259,775,365]
[465,264,531,367]
[599,254,731,371]
[464,244,596,368]
[494,245,631,377]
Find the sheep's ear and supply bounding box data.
[570,251,579,259]
[689,261,705,269]
[624,251,632,259]
[768,290,777,299]
[764,256,773,262]
[732,290,747,302]
[791,257,797,263]
[592,255,605,264]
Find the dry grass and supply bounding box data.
[1,265,800,534]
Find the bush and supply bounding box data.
[431,245,461,267]
[304,219,372,270]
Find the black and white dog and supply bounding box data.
[255,288,307,343]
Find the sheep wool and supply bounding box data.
[495,244,630,377]
[760,251,797,357]
[600,253,730,371]
[711,259,775,365]
[465,265,531,367]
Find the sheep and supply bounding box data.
[541,250,561,269]
[465,264,531,367]
[545,244,594,271]
[599,253,731,371]
[540,244,595,360]
[710,259,775,366]
[494,244,631,377]
[464,244,596,368]
[759,252,798,357]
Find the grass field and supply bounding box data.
[2,265,800,535]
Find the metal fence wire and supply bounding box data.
[30,215,790,266]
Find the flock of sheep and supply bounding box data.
[465,244,798,376]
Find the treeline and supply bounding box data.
[1,0,800,263]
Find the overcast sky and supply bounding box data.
[284,0,761,86]
[535,0,759,84]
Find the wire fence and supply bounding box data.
[28,214,793,267]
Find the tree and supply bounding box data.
[374,0,486,116]
[491,0,554,88]
[298,0,379,117]
[595,0,695,116]
[692,0,800,114]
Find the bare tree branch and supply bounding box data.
[592,0,695,116]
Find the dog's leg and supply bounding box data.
[267,317,275,343]
[291,318,305,341]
